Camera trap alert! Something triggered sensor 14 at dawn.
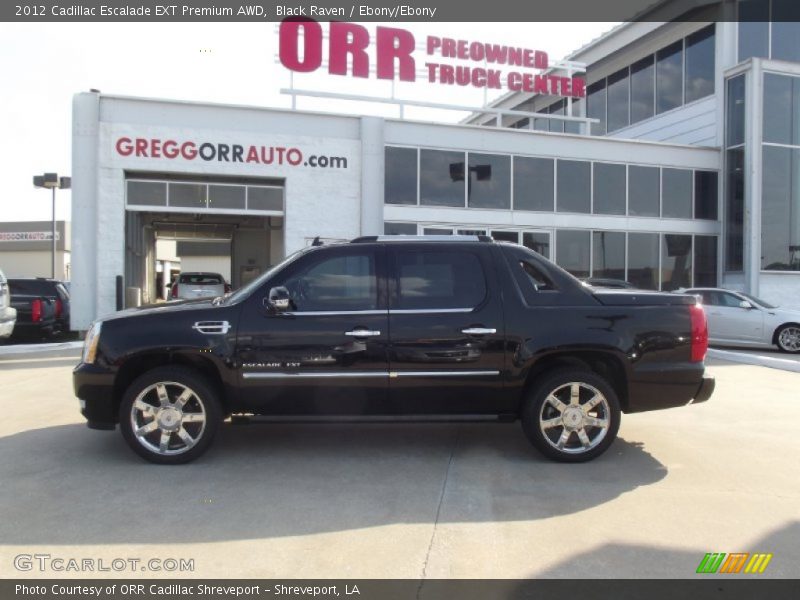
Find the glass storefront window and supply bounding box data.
[771,1,800,63]
[384,222,417,235]
[656,41,683,114]
[491,231,519,242]
[607,67,630,133]
[630,56,655,124]
[694,171,719,220]
[587,80,607,136]
[592,231,626,280]
[523,231,551,258]
[247,187,283,211]
[761,146,800,271]
[661,168,693,219]
[628,166,660,217]
[628,232,659,290]
[738,1,769,62]
[662,234,693,291]
[420,149,465,207]
[694,236,718,286]
[208,185,245,210]
[556,160,591,213]
[169,183,206,209]
[127,181,166,207]
[556,230,590,278]
[685,25,715,104]
[423,228,453,235]
[467,153,511,209]
[763,73,800,146]
[385,146,418,205]
[513,157,554,211]
[593,163,626,215]
[725,148,745,272]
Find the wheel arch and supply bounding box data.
[772,322,800,345]
[113,352,227,419]
[521,350,629,414]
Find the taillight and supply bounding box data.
[171,283,178,298]
[224,283,231,293]
[55,298,63,318]
[690,302,708,362]
[31,298,42,323]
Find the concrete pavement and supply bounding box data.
[0,351,798,579]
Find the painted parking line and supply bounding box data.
[708,348,800,373]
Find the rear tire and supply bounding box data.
[119,366,222,464]
[521,368,621,463]
[775,324,800,353]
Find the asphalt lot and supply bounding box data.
[0,348,798,579]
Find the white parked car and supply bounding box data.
[170,272,229,301]
[681,287,800,353]
[0,269,17,340]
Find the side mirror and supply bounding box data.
[739,300,753,309]
[267,286,291,311]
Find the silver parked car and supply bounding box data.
[681,287,800,353]
[170,272,229,300]
[0,269,18,340]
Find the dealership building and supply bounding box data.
[70,2,800,330]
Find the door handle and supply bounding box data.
[345,329,381,337]
[461,327,497,335]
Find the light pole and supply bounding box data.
[33,173,70,279]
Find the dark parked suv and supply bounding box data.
[74,236,713,464]
[8,278,70,335]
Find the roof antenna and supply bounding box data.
[311,236,323,246]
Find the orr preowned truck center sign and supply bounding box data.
[279,19,586,97]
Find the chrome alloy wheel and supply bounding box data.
[130,381,207,456]
[778,326,800,352]
[538,382,611,454]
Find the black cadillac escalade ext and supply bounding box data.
[74,236,714,464]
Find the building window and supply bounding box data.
[423,227,453,235]
[385,146,418,205]
[549,100,566,133]
[593,163,626,215]
[170,183,207,209]
[556,230,591,278]
[771,1,800,63]
[695,171,719,220]
[725,74,746,273]
[513,157,554,211]
[384,222,417,235]
[738,0,769,62]
[662,234,693,291]
[661,168,693,219]
[523,231,551,258]
[763,73,800,146]
[628,232,659,290]
[606,67,630,133]
[565,98,583,134]
[556,160,591,213]
[685,25,715,104]
[587,79,607,136]
[628,166,660,217]
[419,149,465,207]
[656,41,684,114]
[208,185,245,210]
[247,186,283,211]
[467,153,511,209]
[761,146,800,270]
[630,55,655,124]
[694,235,719,286]
[127,181,166,207]
[592,231,626,280]
[492,231,519,243]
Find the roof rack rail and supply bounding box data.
[351,235,493,243]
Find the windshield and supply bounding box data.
[223,246,316,305]
[740,292,777,309]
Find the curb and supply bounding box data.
[708,348,800,374]
[0,340,84,357]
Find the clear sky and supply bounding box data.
[0,21,614,223]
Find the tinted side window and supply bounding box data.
[278,252,377,312]
[393,250,486,310]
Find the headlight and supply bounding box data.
[82,321,102,364]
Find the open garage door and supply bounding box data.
[123,174,284,306]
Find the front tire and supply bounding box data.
[521,368,621,463]
[119,366,222,464]
[776,324,800,353]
